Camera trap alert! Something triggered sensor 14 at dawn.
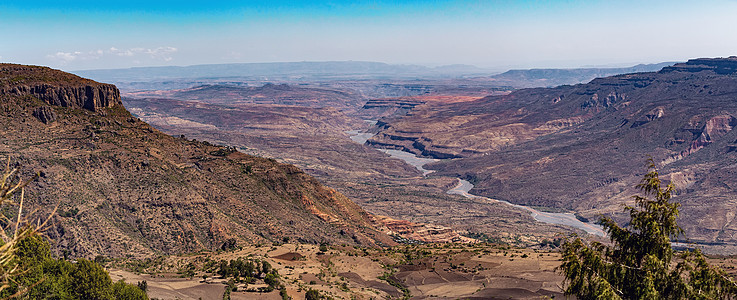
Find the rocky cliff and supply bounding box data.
[0,64,393,258]
[1,63,120,111]
[660,56,737,74]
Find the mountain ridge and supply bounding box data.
[488,62,677,88]
[0,63,394,258]
[73,61,494,83]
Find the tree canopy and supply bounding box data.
[560,159,737,299]
[1,235,148,300]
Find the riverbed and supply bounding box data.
[347,128,606,237]
[447,179,605,236]
[347,129,439,176]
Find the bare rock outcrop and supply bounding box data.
[0,63,121,111]
[1,63,394,257]
[373,215,476,244]
[4,84,120,111]
[32,106,57,124]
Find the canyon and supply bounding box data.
[108,61,676,249]
[114,58,737,253]
[6,59,737,298]
[371,57,737,252]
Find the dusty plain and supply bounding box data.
[109,243,568,300]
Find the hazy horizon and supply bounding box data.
[68,59,678,73]
[2,0,736,72]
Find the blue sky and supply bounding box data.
[1,0,736,71]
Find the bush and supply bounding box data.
[71,259,114,299]
[305,289,321,300]
[113,280,149,300]
[280,287,291,300]
[137,280,148,292]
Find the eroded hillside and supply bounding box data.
[0,63,394,258]
[372,57,737,250]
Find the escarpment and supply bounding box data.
[1,63,120,111]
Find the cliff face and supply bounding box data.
[3,84,120,111]
[0,64,121,111]
[0,64,393,258]
[660,56,737,74]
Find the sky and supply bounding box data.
[1,0,736,71]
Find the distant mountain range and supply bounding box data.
[488,62,678,88]
[73,61,679,92]
[127,83,366,113]
[73,61,493,83]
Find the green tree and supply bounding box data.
[280,286,291,300]
[560,159,737,299]
[2,234,149,300]
[112,280,149,300]
[4,235,74,299]
[71,259,114,300]
[305,289,322,300]
[264,272,279,288]
[137,280,148,292]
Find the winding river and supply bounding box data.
[347,129,439,176]
[347,128,606,237]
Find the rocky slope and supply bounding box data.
[371,57,737,250]
[0,63,394,258]
[122,93,576,248]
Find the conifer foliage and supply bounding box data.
[560,159,737,299]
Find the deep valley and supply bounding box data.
[5,59,737,299]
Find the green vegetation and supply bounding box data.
[305,289,322,300]
[217,257,283,292]
[279,286,291,300]
[2,235,148,299]
[560,159,737,299]
[210,146,237,157]
[462,232,504,244]
[222,284,232,300]
[220,238,238,251]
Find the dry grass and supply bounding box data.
[109,242,566,300]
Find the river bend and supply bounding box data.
[347,128,606,237]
